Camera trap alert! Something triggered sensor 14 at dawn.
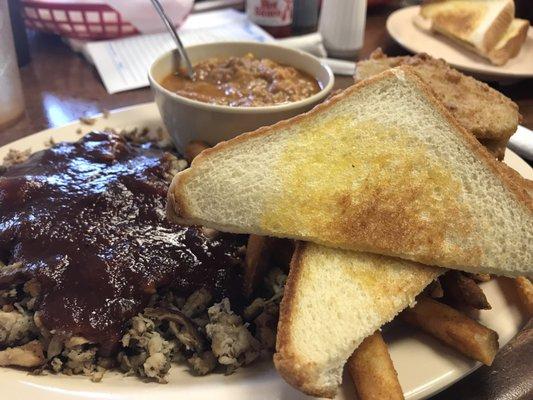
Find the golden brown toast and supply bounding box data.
[274,242,441,397]
[419,0,515,54]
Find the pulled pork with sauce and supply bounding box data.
[0,130,287,382]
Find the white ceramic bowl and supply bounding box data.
[149,41,334,153]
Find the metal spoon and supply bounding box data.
[150,0,195,80]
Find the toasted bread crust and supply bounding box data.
[168,66,532,229]
[489,19,529,65]
[482,0,515,52]
[273,242,337,399]
[167,173,190,221]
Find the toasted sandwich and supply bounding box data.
[167,66,532,276]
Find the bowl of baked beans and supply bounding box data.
[149,42,334,153]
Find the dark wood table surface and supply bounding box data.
[0,4,531,400]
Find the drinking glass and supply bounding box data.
[0,0,25,129]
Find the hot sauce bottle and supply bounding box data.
[246,0,294,38]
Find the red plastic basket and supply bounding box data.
[22,1,139,40]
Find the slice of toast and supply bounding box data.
[415,11,529,66]
[487,18,530,65]
[419,0,515,54]
[354,49,520,143]
[168,66,532,276]
[274,242,441,398]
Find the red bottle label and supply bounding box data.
[247,0,293,27]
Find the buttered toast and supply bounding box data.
[167,66,532,276]
[419,0,515,54]
[274,242,441,398]
[487,18,530,65]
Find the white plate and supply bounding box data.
[386,6,533,79]
[0,103,531,400]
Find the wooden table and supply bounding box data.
[0,5,531,400]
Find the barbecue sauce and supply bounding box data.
[0,131,245,355]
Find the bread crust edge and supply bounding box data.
[489,19,529,65]
[482,0,515,53]
[273,242,338,399]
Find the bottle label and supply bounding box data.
[247,0,293,27]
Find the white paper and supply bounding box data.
[106,0,194,34]
[86,9,274,94]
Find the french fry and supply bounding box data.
[347,332,404,400]
[515,276,533,316]
[440,271,491,309]
[244,237,295,297]
[243,235,270,298]
[402,297,499,365]
[184,140,210,163]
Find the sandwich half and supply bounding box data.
[274,242,441,398]
[167,66,532,276]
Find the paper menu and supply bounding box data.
[85,9,273,94]
[106,0,193,34]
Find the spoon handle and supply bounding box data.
[150,0,195,80]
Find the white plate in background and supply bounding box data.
[386,6,533,79]
[0,103,530,400]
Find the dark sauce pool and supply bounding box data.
[0,131,246,355]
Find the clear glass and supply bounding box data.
[0,0,25,129]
